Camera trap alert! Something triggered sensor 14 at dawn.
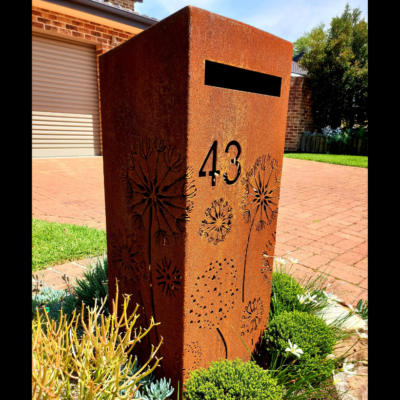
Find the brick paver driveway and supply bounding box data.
[33,157,367,305]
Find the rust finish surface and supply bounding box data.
[99,5,292,392]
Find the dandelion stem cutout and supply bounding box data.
[121,138,197,348]
[240,155,282,302]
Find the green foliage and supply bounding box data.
[32,256,109,324]
[293,23,327,57]
[140,377,174,400]
[355,299,368,323]
[32,286,77,322]
[295,3,368,128]
[120,363,174,400]
[32,218,107,272]
[73,256,109,313]
[183,358,282,400]
[265,311,336,384]
[284,153,368,168]
[270,272,304,318]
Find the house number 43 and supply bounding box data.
[198,140,242,186]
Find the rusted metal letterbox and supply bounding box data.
[99,5,292,391]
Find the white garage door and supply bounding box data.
[32,33,101,157]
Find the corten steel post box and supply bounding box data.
[99,5,292,390]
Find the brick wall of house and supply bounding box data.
[285,76,314,151]
[32,6,137,155]
[107,1,136,12]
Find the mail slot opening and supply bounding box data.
[205,60,281,97]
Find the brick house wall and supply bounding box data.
[108,1,136,11]
[285,76,314,151]
[32,5,138,154]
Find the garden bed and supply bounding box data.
[32,256,368,400]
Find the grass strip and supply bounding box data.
[284,153,368,168]
[32,218,107,272]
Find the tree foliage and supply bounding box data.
[293,4,368,129]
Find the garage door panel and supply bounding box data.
[32,64,97,81]
[32,104,99,115]
[33,134,100,140]
[32,33,101,158]
[32,82,98,96]
[32,44,98,65]
[32,59,97,76]
[33,34,96,52]
[33,89,99,103]
[32,73,99,90]
[32,111,99,119]
[32,115,99,123]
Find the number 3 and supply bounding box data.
[223,140,241,185]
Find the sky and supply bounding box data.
[135,0,368,43]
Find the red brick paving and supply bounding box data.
[32,157,367,305]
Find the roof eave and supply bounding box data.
[40,0,158,29]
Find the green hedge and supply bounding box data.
[183,358,282,400]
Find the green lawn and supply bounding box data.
[283,153,368,168]
[32,219,107,272]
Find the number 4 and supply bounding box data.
[198,141,220,186]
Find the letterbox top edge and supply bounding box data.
[99,5,293,60]
[186,5,293,47]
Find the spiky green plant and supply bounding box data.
[32,281,162,400]
[72,255,109,313]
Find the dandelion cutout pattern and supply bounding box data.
[122,138,197,247]
[183,341,202,379]
[198,198,233,245]
[241,297,264,336]
[155,257,182,297]
[240,155,282,302]
[189,259,240,359]
[121,137,197,361]
[111,229,147,286]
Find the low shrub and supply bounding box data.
[183,358,282,400]
[265,311,336,384]
[270,272,304,318]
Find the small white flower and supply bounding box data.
[355,328,368,340]
[323,291,342,303]
[285,339,304,358]
[289,257,299,264]
[326,283,332,288]
[341,358,357,375]
[332,372,347,387]
[297,294,307,304]
[275,257,287,265]
[347,304,355,315]
[306,293,318,303]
